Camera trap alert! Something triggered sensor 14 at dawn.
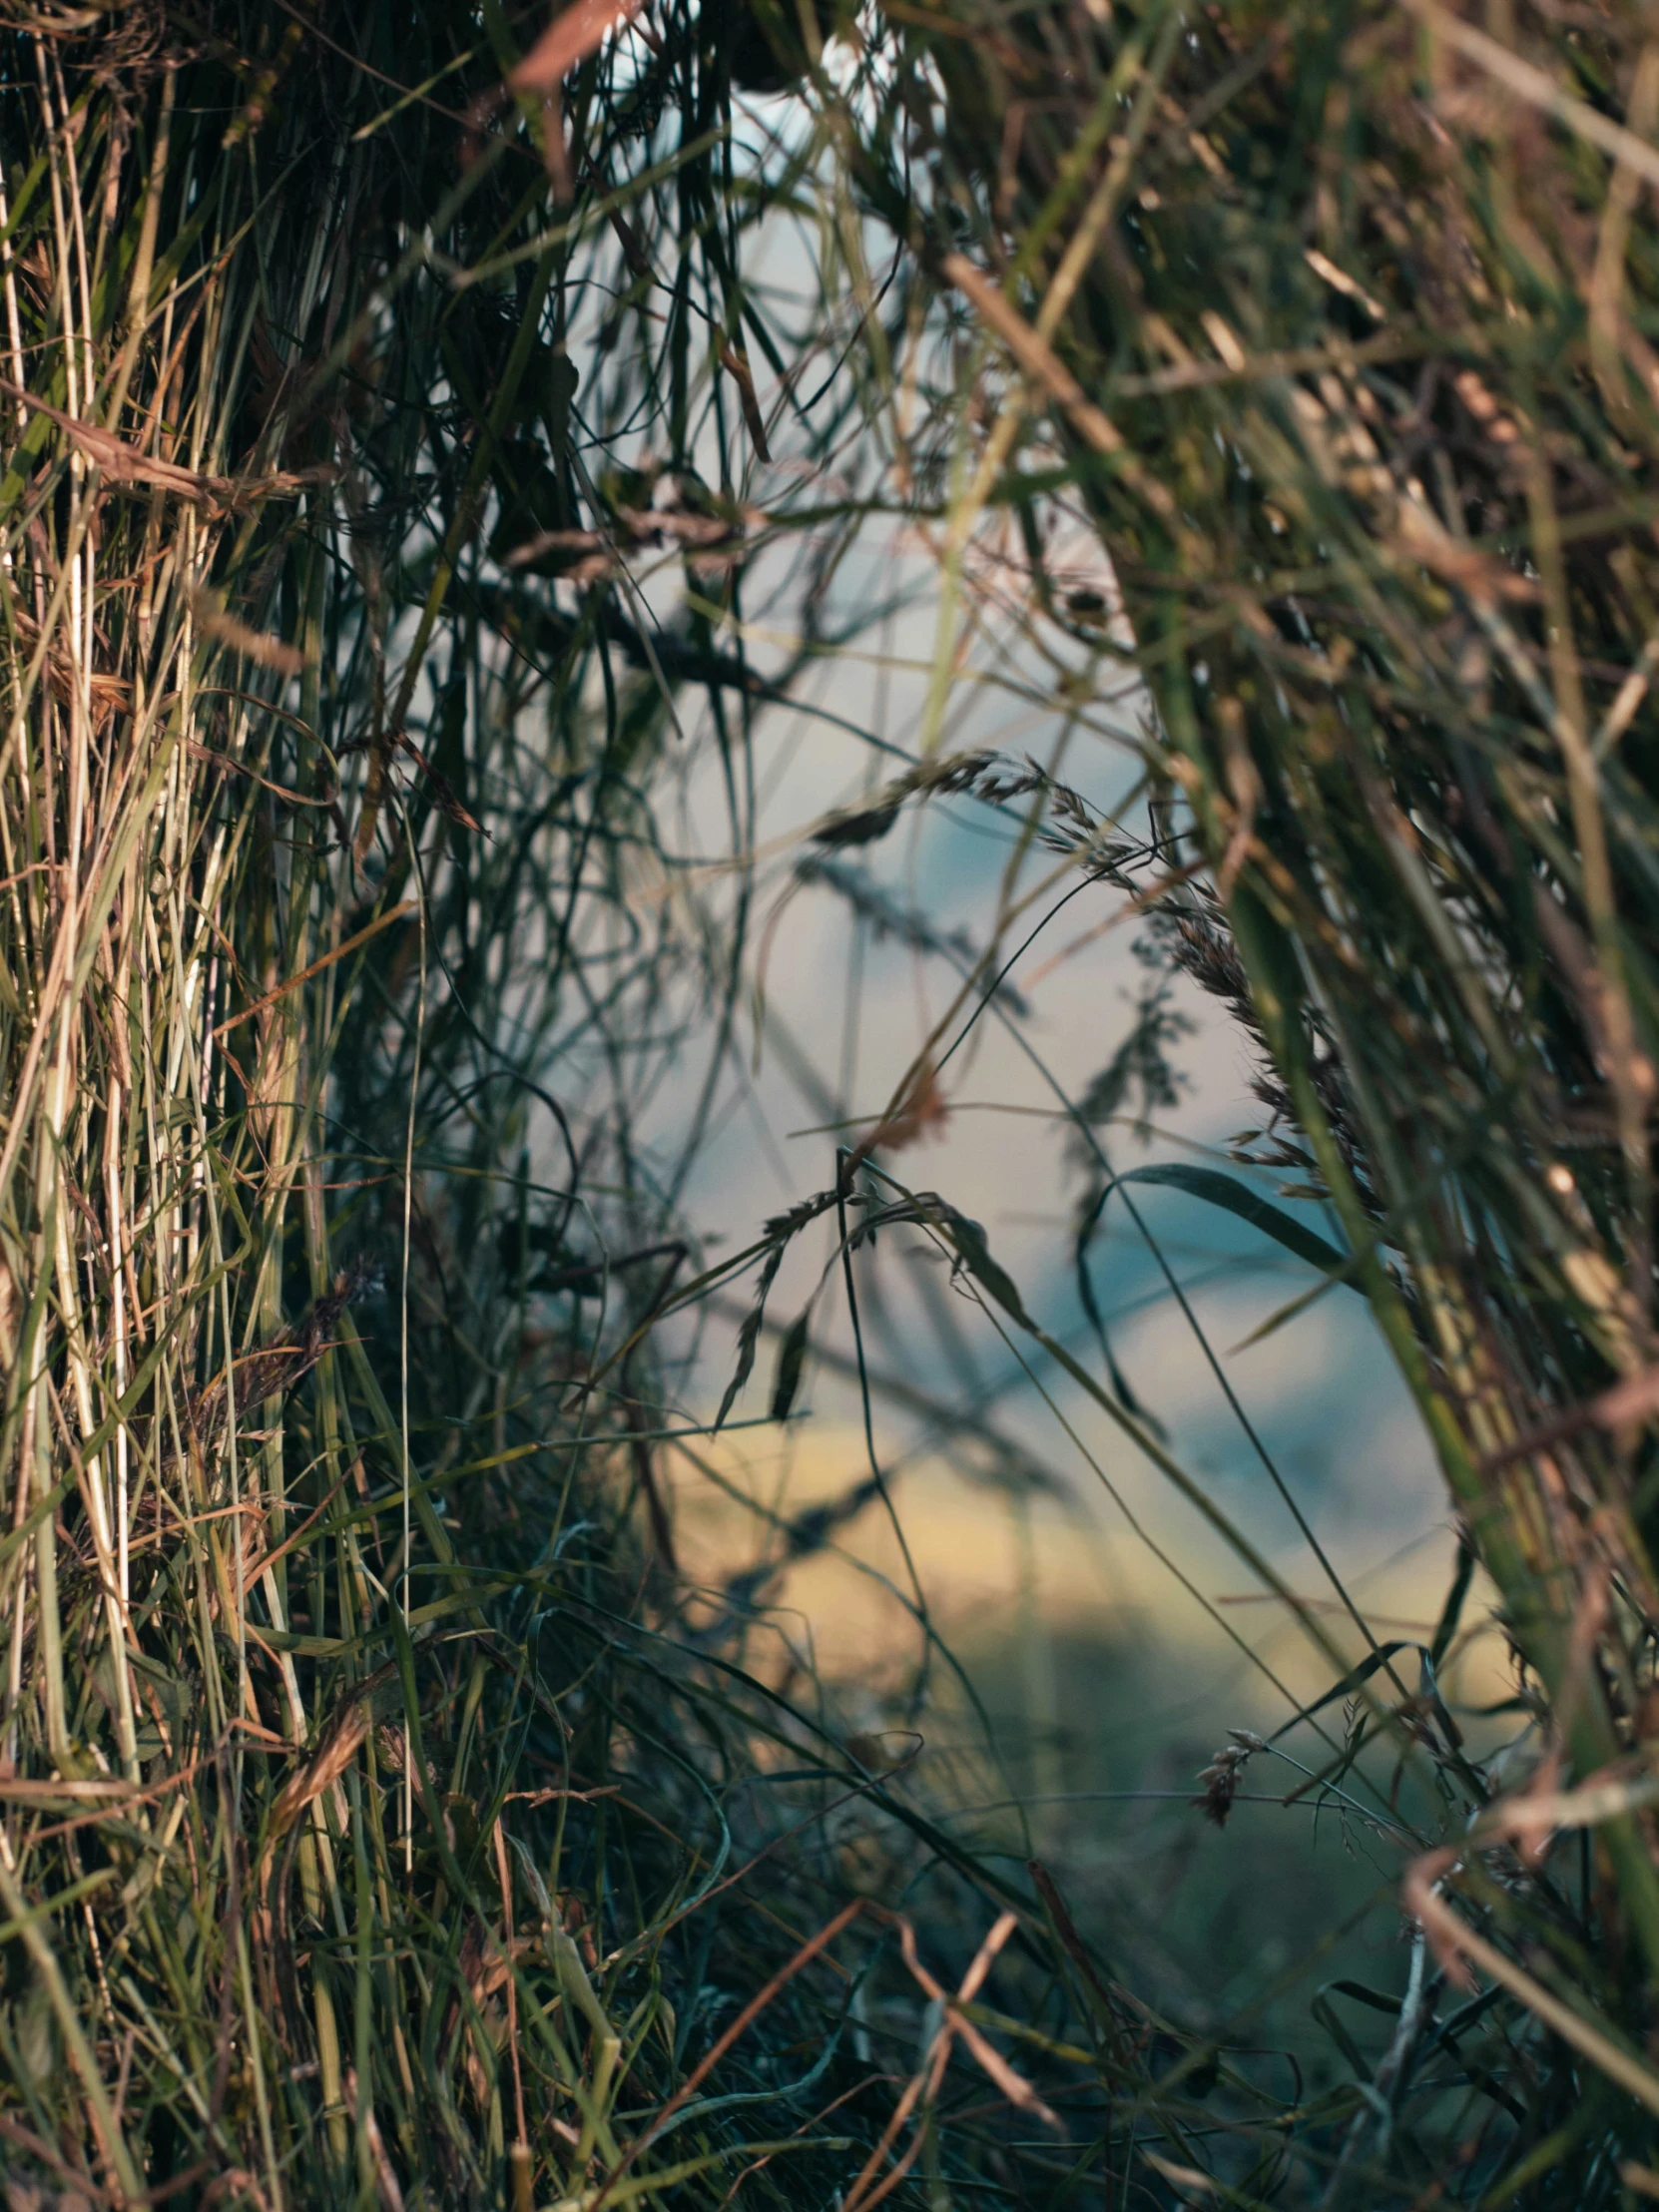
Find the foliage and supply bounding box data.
[831,0,1659,2200]
[0,4,1138,2207]
[18,0,1659,2206]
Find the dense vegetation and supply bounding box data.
[6,0,1659,2206]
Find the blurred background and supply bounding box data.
[536,192,1506,2060]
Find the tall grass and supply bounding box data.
[18,0,1658,2205]
[795,0,1659,2199]
[0,6,1151,2206]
